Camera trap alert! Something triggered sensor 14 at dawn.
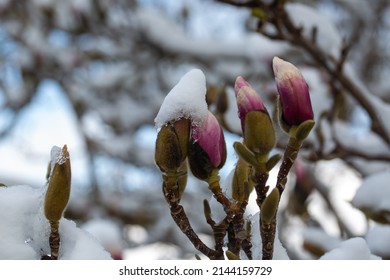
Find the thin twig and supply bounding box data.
[163,182,220,259]
[49,221,60,260]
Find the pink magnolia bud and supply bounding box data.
[272,57,314,126]
[234,76,266,133]
[192,111,226,168]
[234,76,275,154]
[189,111,226,180]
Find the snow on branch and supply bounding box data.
[134,7,286,62]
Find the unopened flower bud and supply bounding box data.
[232,159,253,202]
[155,118,190,173]
[272,57,314,129]
[234,76,266,134]
[172,118,190,161]
[244,111,276,155]
[234,76,276,155]
[44,145,71,223]
[155,125,182,173]
[189,111,226,181]
[260,187,280,225]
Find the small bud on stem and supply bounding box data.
[44,145,71,260]
[188,112,226,181]
[272,56,314,134]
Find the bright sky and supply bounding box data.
[0,0,248,189]
[0,80,88,187]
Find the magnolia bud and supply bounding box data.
[234,76,266,134]
[44,145,71,223]
[155,124,182,173]
[272,57,314,131]
[173,118,190,161]
[155,118,190,173]
[232,159,253,202]
[203,199,212,220]
[189,112,226,181]
[260,187,280,225]
[234,76,275,155]
[244,111,276,155]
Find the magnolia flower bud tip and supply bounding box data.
[188,112,226,180]
[272,56,283,64]
[234,76,250,94]
[272,56,280,74]
[193,112,226,168]
[234,76,267,135]
[272,57,314,127]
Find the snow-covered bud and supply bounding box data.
[155,118,190,173]
[234,76,266,134]
[189,111,226,181]
[272,57,314,130]
[44,145,71,223]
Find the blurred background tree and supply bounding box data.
[0,0,389,259]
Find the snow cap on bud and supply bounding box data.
[189,111,226,181]
[234,76,266,133]
[154,68,208,130]
[272,57,314,127]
